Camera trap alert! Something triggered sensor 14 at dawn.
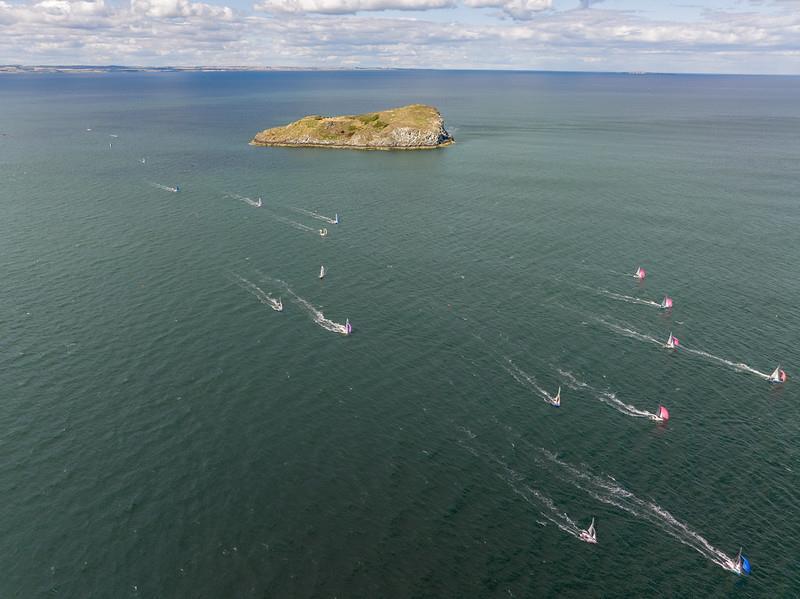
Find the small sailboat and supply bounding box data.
[333,213,339,224]
[635,266,646,280]
[140,157,146,164]
[660,296,673,309]
[653,405,670,422]
[579,518,597,544]
[551,386,561,408]
[109,142,113,149]
[319,228,328,237]
[733,547,751,575]
[768,365,788,384]
[345,318,352,336]
[172,185,180,193]
[319,265,326,279]
[255,197,262,208]
[665,332,679,350]
[275,298,283,312]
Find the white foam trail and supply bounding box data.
[272,213,316,233]
[226,192,261,208]
[291,207,337,224]
[457,434,587,542]
[231,274,283,311]
[255,273,347,334]
[600,290,661,308]
[599,319,771,380]
[503,358,557,404]
[681,348,771,379]
[597,319,664,346]
[558,370,657,420]
[150,182,179,193]
[537,449,738,572]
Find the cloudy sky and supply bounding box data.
[0,0,799,72]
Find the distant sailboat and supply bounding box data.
[768,365,788,384]
[345,318,352,336]
[172,185,180,193]
[660,296,673,309]
[579,518,597,544]
[255,197,262,208]
[319,265,326,279]
[275,298,283,312]
[333,213,339,224]
[665,332,679,350]
[654,405,670,422]
[140,157,147,164]
[635,266,646,280]
[551,386,561,408]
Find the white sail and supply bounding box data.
[588,518,596,539]
[769,365,781,381]
[319,266,325,279]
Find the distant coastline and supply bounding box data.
[0,65,402,75]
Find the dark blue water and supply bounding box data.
[1,70,798,597]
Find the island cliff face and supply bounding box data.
[250,104,454,150]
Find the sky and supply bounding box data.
[0,0,799,73]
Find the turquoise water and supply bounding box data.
[1,71,798,597]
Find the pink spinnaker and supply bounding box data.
[657,405,670,421]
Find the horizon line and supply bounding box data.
[1,64,799,77]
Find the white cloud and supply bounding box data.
[254,0,454,15]
[463,0,550,20]
[130,0,232,18]
[0,0,799,73]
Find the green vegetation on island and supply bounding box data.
[250,104,454,150]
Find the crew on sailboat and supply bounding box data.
[768,365,788,384]
[580,518,597,544]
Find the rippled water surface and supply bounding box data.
[1,71,798,597]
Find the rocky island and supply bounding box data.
[250,104,453,151]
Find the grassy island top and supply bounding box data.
[250,104,454,150]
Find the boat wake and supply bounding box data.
[231,274,283,311]
[271,213,316,233]
[597,319,663,346]
[503,358,558,405]
[600,290,661,308]
[258,277,347,335]
[598,319,771,380]
[681,348,771,379]
[558,370,658,420]
[457,431,587,542]
[537,448,738,572]
[150,182,179,193]
[289,292,348,335]
[226,192,261,208]
[291,207,337,224]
